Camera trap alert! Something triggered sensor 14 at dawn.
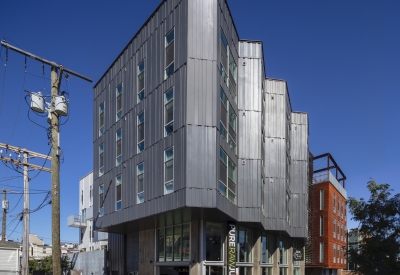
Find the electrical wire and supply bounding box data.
[7,219,21,239]
[0,45,8,116]
[8,57,27,143]
[7,193,22,213]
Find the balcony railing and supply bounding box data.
[313,171,347,199]
[67,214,87,228]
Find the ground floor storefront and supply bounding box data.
[106,220,306,275]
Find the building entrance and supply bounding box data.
[159,266,189,275]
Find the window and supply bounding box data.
[262,267,272,275]
[319,242,324,262]
[99,143,104,176]
[286,192,290,224]
[116,129,122,166]
[81,209,86,223]
[334,219,336,238]
[157,223,189,262]
[338,221,340,240]
[338,197,341,216]
[89,225,92,243]
[165,29,174,79]
[220,89,237,153]
[116,83,123,121]
[293,268,300,275]
[320,216,324,236]
[320,189,324,210]
[137,60,145,102]
[137,112,145,153]
[279,268,288,275]
[334,193,336,213]
[333,244,336,263]
[261,233,273,264]
[81,190,83,205]
[279,238,287,265]
[115,174,122,211]
[238,267,252,275]
[137,163,144,204]
[205,267,224,275]
[99,184,104,217]
[238,227,252,262]
[219,147,236,203]
[99,102,104,136]
[206,222,223,261]
[164,88,174,136]
[220,28,237,102]
[164,147,174,194]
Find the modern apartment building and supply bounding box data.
[306,154,347,275]
[68,172,108,251]
[93,0,309,274]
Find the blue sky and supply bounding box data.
[0,0,398,243]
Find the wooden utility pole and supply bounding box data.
[0,143,51,275]
[0,40,92,275]
[1,190,6,241]
[51,66,61,275]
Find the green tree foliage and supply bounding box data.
[348,179,400,275]
[29,255,72,274]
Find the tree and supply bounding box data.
[348,179,400,275]
[29,255,72,274]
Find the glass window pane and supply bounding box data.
[138,123,144,141]
[137,141,144,152]
[165,160,173,182]
[164,181,174,194]
[138,112,144,123]
[138,72,144,92]
[165,101,174,125]
[138,61,145,72]
[137,192,144,204]
[219,148,227,164]
[220,161,227,184]
[228,159,236,183]
[166,41,174,66]
[173,225,181,261]
[220,122,227,140]
[206,222,223,261]
[117,95,121,111]
[219,182,227,196]
[165,147,174,161]
[166,29,174,45]
[182,224,190,261]
[165,62,174,78]
[116,184,121,201]
[165,122,174,136]
[165,88,174,102]
[138,90,144,102]
[220,101,228,126]
[165,227,173,261]
[158,228,165,261]
[220,29,228,51]
[138,174,144,193]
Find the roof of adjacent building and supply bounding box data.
[0,240,21,249]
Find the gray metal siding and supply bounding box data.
[237,159,262,208]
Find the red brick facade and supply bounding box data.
[310,181,347,269]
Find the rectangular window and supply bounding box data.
[115,174,122,211]
[99,184,104,217]
[338,197,341,216]
[164,147,174,194]
[137,60,145,102]
[220,29,228,86]
[320,216,324,236]
[99,143,104,176]
[334,193,336,213]
[206,222,223,261]
[99,102,105,136]
[164,88,174,136]
[261,233,273,264]
[220,89,237,153]
[238,227,252,263]
[137,112,145,153]
[338,221,340,240]
[219,147,236,203]
[238,267,252,275]
[279,268,288,275]
[116,129,122,166]
[81,190,83,205]
[319,242,324,262]
[262,267,272,275]
[320,189,324,210]
[334,219,336,238]
[137,162,144,204]
[157,223,190,262]
[279,238,287,265]
[333,243,336,263]
[165,29,174,79]
[116,83,123,121]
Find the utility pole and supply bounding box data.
[0,143,51,275]
[1,40,92,275]
[1,190,6,241]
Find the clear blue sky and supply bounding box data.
[0,0,398,244]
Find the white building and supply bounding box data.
[0,240,20,275]
[28,234,52,260]
[68,172,107,251]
